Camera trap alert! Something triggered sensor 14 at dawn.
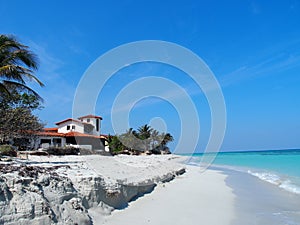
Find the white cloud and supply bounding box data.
[220,41,300,87]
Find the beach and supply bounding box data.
[0,154,235,224]
[1,153,300,224]
[100,165,235,225]
[0,154,186,224]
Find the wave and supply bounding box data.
[247,170,300,195]
[185,156,300,195]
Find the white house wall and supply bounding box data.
[57,121,84,133]
[81,118,101,135]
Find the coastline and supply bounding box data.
[100,165,235,225]
[219,166,300,225]
[99,160,300,225]
[2,154,299,224]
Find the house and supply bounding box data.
[33,115,108,151]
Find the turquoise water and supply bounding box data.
[186,149,300,195]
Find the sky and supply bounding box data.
[1,0,300,152]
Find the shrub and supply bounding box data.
[45,146,80,155]
[0,145,17,157]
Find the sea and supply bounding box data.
[184,149,300,225]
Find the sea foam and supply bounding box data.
[248,170,300,195]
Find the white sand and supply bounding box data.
[100,165,235,225]
[27,154,185,184]
[25,155,235,225]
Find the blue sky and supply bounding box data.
[1,0,300,152]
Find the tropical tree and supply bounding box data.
[137,124,153,151]
[107,134,124,154]
[0,34,44,97]
[107,125,174,154]
[137,124,153,139]
[160,133,174,146]
[0,91,44,148]
[0,89,42,111]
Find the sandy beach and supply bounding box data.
[100,165,235,225]
[3,153,300,224]
[0,154,236,224]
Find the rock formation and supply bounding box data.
[0,156,185,224]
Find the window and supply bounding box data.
[96,119,99,132]
[72,125,75,130]
[87,118,90,122]
[40,139,51,144]
[53,138,62,147]
[67,125,70,130]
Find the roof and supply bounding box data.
[55,118,83,125]
[78,114,103,120]
[37,131,105,139]
[100,134,108,139]
[43,127,58,132]
[36,131,65,137]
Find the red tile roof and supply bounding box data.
[43,127,58,132]
[78,114,103,120]
[55,118,82,125]
[37,131,105,139]
[37,115,105,139]
[36,131,65,137]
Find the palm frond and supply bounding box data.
[0,82,11,95]
[10,49,38,69]
[2,80,43,102]
[0,65,26,83]
[0,35,23,51]
[0,34,44,98]
[0,65,44,86]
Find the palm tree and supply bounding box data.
[137,124,153,152]
[137,124,153,140]
[0,34,44,97]
[161,133,174,146]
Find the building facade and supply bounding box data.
[34,115,107,151]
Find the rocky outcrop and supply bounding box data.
[75,176,156,210]
[0,159,185,225]
[0,164,91,225]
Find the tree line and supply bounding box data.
[107,124,174,154]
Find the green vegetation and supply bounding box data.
[45,146,80,155]
[0,144,17,157]
[107,124,174,155]
[0,34,44,150]
[0,34,44,97]
[0,91,44,149]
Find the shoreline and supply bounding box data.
[2,154,299,224]
[98,161,300,225]
[219,166,300,225]
[100,165,235,225]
